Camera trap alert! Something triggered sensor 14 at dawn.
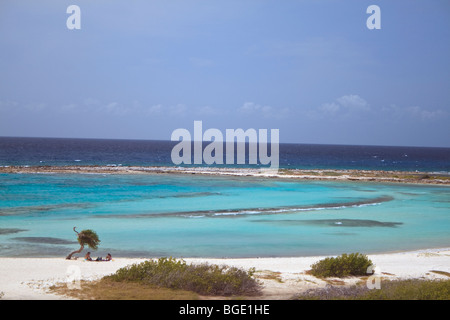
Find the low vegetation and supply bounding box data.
[297,279,450,300]
[310,253,373,278]
[106,257,262,297]
[303,252,450,300]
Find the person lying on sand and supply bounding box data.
[94,253,113,261]
[84,252,112,261]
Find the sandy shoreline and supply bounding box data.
[1,248,449,300]
[0,165,449,185]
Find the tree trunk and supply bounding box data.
[66,244,84,260]
[66,227,82,260]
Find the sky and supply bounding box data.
[0,0,449,147]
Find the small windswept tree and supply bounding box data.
[66,227,100,260]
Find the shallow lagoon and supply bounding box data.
[0,173,448,258]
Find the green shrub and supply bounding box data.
[310,253,373,278]
[297,279,450,300]
[362,279,450,300]
[107,257,261,296]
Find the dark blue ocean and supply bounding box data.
[0,137,449,172]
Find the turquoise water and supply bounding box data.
[0,173,449,258]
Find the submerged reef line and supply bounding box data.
[92,195,394,219]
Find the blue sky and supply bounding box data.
[0,0,449,147]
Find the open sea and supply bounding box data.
[1,137,449,172]
[0,137,449,258]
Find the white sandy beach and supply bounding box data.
[0,248,449,300]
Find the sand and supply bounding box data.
[1,248,449,300]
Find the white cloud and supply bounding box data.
[317,102,340,115]
[59,100,190,118]
[383,104,448,120]
[143,104,163,116]
[141,103,191,117]
[238,102,289,119]
[336,95,370,111]
[168,104,188,117]
[0,100,18,111]
[315,94,370,118]
[196,105,223,116]
[103,102,129,116]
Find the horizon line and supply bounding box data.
[0,135,449,149]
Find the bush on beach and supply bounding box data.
[298,279,450,300]
[310,253,373,278]
[107,257,262,296]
